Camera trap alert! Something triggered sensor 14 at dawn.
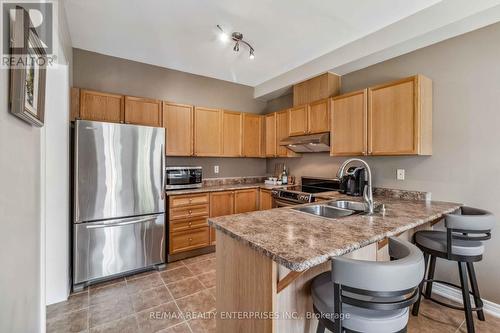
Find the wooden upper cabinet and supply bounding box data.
[222,110,242,157]
[288,105,308,136]
[265,113,276,157]
[293,72,341,106]
[79,89,124,123]
[276,110,299,157]
[368,75,432,156]
[194,107,222,156]
[331,90,367,156]
[163,102,193,156]
[308,98,330,134]
[242,114,264,157]
[234,189,258,214]
[124,96,162,127]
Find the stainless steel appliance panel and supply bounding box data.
[75,120,165,222]
[73,214,165,284]
[165,166,202,190]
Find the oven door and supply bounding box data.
[165,168,202,189]
[273,198,298,208]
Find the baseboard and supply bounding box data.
[432,283,500,318]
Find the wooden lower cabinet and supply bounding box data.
[170,227,210,254]
[259,189,273,210]
[234,188,258,214]
[209,191,235,245]
[169,193,210,255]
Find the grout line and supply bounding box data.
[160,268,193,333]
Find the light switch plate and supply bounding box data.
[214,165,219,174]
[397,169,405,180]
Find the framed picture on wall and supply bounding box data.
[9,6,47,127]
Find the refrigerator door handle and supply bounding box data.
[161,143,166,199]
[85,216,157,229]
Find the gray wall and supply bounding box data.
[73,48,268,177]
[0,69,42,332]
[267,22,500,303]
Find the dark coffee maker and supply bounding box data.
[339,166,366,196]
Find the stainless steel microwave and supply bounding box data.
[165,166,202,190]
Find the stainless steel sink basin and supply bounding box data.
[292,204,357,219]
[326,200,367,212]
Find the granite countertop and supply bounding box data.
[208,193,461,271]
[165,183,286,196]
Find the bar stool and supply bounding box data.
[412,206,495,333]
[311,237,425,333]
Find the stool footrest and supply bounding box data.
[421,279,484,312]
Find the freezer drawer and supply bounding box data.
[73,214,165,285]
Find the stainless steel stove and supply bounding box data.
[271,177,340,207]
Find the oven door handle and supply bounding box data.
[273,199,298,207]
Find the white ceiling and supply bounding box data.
[64,0,442,87]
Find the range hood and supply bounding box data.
[279,133,330,153]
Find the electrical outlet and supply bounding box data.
[214,165,219,174]
[397,169,405,180]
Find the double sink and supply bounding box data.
[292,200,377,219]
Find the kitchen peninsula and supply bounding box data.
[208,191,461,333]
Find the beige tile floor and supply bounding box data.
[46,252,499,332]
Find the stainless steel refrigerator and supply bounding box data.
[73,120,165,290]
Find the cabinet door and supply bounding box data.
[163,102,193,156]
[234,189,258,214]
[259,189,273,210]
[265,113,276,157]
[124,96,162,127]
[80,89,124,123]
[194,107,222,156]
[222,111,242,157]
[288,105,308,136]
[308,98,330,134]
[242,114,264,157]
[368,77,417,155]
[276,110,299,157]
[331,90,367,156]
[210,191,235,245]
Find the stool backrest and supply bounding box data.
[332,237,424,292]
[444,206,495,258]
[329,238,424,333]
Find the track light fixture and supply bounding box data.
[217,25,255,60]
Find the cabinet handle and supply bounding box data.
[188,210,192,214]
[188,237,193,242]
[188,222,192,226]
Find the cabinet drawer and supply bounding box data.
[170,217,208,232]
[169,204,209,220]
[170,227,210,254]
[169,193,209,208]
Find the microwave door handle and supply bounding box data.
[85,216,157,229]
